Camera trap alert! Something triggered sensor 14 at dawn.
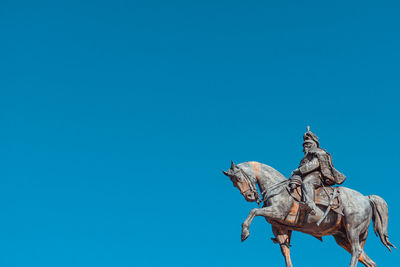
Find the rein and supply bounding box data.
[261,180,290,203]
[236,167,263,206]
[237,167,289,207]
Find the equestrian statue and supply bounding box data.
[223,127,395,267]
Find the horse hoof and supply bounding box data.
[241,230,250,242]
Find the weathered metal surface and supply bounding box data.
[223,127,395,267]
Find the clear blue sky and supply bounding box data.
[1,1,400,266]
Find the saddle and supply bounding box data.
[284,185,344,225]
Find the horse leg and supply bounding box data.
[358,231,377,267]
[333,233,371,267]
[333,232,376,267]
[348,228,363,267]
[241,207,280,242]
[358,251,376,267]
[272,226,293,267]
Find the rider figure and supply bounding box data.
[290,126,346,215]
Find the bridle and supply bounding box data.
[233,167,263,206]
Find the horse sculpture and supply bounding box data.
[223,161,395,267]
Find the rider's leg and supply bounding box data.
[301,171,321,214]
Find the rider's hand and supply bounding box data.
[289,182,297,190]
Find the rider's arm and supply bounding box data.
[298,158,319,175]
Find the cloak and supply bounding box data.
[311,148,346,185]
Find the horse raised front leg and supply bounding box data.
[241,206,280,242]
[272,226,293,267]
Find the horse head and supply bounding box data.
[223,161,259,202]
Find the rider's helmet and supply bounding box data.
[303,126,319,148]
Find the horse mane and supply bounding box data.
[238,161,287,184]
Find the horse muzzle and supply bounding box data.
[242,189,257,202]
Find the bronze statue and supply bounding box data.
[223,127,395,267]
[289,126,345,215]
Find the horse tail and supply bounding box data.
[368,195,396,251]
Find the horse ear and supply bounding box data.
[231,160,235,169]
[222,170,230,177]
